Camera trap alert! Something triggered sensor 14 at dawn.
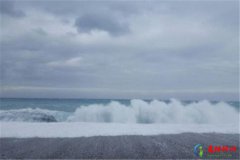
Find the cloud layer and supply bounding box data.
[0,1,239,100]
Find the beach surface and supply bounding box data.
[0,133,239,159]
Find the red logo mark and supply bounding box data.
[208,145,237,154]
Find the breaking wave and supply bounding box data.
[0,108,69,122]
[0,99,239,124]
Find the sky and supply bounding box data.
[0,0,239,100]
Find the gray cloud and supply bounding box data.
[75,13,129,36]
[0,0,25,17]
[0,1,239,100]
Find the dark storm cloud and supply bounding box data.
[0,0,25,17]
[75,13,129,36]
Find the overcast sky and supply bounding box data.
[0,0,239,100]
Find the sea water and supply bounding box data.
[0,98,239,123]
[0,98,239,137]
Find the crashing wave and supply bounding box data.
[0,108,69,122]
[67,99,239,124]
[0,99,239,124]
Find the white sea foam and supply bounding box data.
[67,99,239,124]
[0,99,239,124]
[0,122,239,137]
[1,99,239,137]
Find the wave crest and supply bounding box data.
[0,99,238,124]
[0,108,69,122]
[67,99,239,124]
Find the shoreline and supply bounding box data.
[1,133,239,159]
[1,122,239,137]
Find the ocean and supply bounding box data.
[0,98,239,123]
[0,98,239,137]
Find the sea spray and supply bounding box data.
[68,99,239,124]
[0,99,239,124]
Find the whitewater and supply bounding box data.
[0,99,239,137]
